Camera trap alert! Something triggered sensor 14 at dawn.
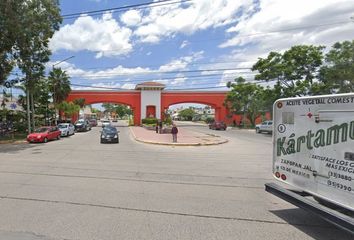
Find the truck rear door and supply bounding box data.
[273,94,354,211]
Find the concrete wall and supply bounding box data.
[141,90,161,119]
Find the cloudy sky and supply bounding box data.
[49,0,354,91]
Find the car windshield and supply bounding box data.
[76,120,85,124]
[34,127,49,133]
[103,127,117,134]
[58,124,68,129]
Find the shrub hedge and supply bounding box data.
[141,118,158,125]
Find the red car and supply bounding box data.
[209,121,227,130]
[27,126,61,143]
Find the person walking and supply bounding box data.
[155,120,159,133]
[171,124,178,143]
[159,120,163,134]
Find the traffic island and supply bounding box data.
[129,126,228,146]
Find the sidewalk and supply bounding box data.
[130,127,228,146]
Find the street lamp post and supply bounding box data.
[51,56,74,125]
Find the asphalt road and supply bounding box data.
[0,121,352,240]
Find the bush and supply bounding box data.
[205,117,214,124]
[141,118,158,125]
[163,116,172,125]
[14,122,27,133]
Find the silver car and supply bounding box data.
[58,123,75,137]
[255,121,273,134]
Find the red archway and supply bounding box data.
[66,87,230,125]
[66,90,141,125]
[161,91,229,122]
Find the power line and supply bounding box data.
[58,60,255,71]
[224,20,353,40]
[70,83,228,91]
[62,0,192,20]
[9,59,256,75]
[66,67,252,78]
[69,72,255,82]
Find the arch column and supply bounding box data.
[214,105,227,122]
[132,107,140,125]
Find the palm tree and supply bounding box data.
[48,67,71,124]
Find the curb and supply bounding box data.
[0,140,27,145]
[129,127,228,146]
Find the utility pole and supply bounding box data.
[26,86,32,134]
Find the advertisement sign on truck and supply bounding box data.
[272,93,354,211]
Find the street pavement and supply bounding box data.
[0,121,352,240]
[130,125,228,145]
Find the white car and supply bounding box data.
[255,121,273,134]
[101,119,111,128]
[58,123,75,137]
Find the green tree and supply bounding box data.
[0,0,62,132]
[317,40,354,93]
[73,98,86,119]
[114,105,131,118]
[178,108,196,121]
[225,77,266,127]
[252,45,324,97]
[73,98,86,109]
[102,103,114,113]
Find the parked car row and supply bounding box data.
[27,119,97,143]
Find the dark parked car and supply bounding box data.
[209,121,227,130]
[74,119,91,132]
[27,126,61,143]
[100,126,119,143]
[89,119,98,127]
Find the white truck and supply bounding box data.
[265,93,354,234]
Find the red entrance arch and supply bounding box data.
[66,90,141,125]
[161,91,229,122]
[66,86,230,125]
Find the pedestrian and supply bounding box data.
[233,119,236,127]
[159,120,163,134]
[171,124,178,142]
[155,121,159,133]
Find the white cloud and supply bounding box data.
[121,83,136,89]
[53,51,204,82]
[216,0,354,87]
[220,0,354,51]
[180,40,189,49]
[134,0,253,43]
[50,13,133,58]
[158,51,204,72]
[153,79,169,85]
[56,62,151,80]
[120,10,142,26]
[171,76,187,86]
